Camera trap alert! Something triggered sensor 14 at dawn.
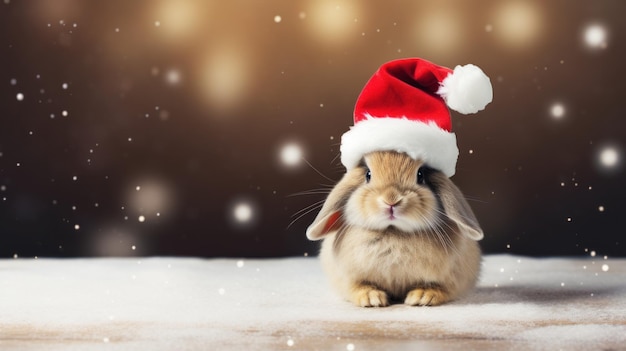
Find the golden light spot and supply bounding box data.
[414,10,463,54]
[154,0,199,40]
[493,1,542,48]
[198,46,250,111]
[306,0,360,44]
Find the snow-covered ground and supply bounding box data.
[1,255,625,350]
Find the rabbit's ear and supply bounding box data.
[306,210,344,240]
[439,180,484,241]
[306,171,362,240]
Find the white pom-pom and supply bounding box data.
[437,64,493,114]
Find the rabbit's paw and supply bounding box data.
[351,285,389,307]
[404,287,448,306]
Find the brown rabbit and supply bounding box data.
[307,151,483,307]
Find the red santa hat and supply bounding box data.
[340,58,493,177]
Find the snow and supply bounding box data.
[1,255,625,350]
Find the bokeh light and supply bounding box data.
[306,0,360,44]
[233,203,253,223]
[280,143,303,167]
[414,9,463,54]
[598,146,619,168]
[595,143,622,176]
[583,24,608,49]
[198,46,250,111]
[128,179,175,220]
[228,198,259,230]
[493,1,542,48]
[550,103,565,120]
[153,0,200,40]
[165,69,182,86]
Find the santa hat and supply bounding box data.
[340,58,492,177]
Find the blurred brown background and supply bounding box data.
[1,0,624,257]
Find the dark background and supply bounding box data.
[1,0,624,258]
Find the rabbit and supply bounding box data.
[306,151,483,307]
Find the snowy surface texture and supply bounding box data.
[1,255,625,351]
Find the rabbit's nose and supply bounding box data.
[380,195,403,208]
[384,199,402,207]
[379,189,403,208]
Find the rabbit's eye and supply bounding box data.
[417,167,425,185]
[365,169,371,183]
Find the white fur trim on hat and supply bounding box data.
[437,64,493,115]
[340,116,459,177]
